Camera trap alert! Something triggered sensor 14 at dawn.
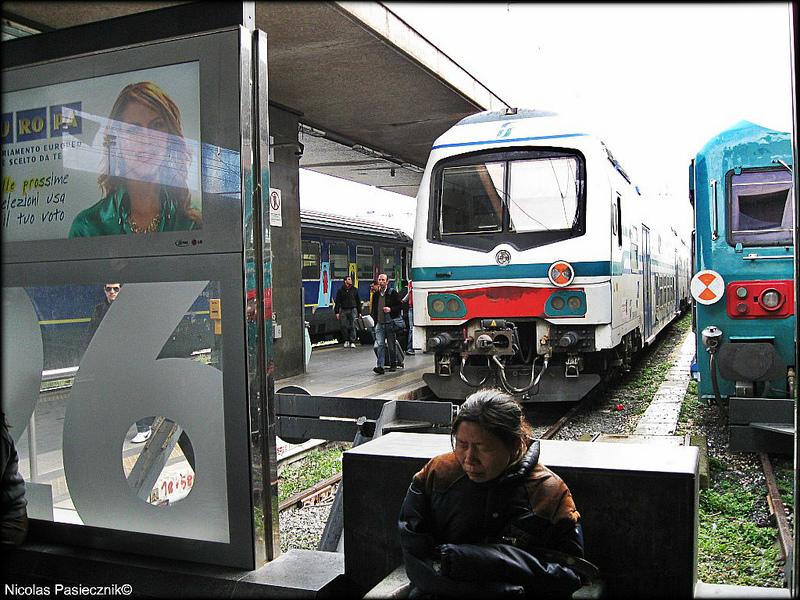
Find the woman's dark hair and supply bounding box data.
[451,388,533,455]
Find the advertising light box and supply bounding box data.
[1,30,244,262]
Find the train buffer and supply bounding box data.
[728,396,795,454]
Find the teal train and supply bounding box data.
[689,120,794,453]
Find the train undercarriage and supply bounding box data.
[423,318,642,403]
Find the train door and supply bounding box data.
[674,249,680,312]
[642,226,653,340]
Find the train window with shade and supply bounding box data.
[727,168,794,246]
[630,226,639,272]
[356,246,374,280]
[380,247,395,277]
[302,240,321,280]
[329,241,349,278]
[430,149,586,252]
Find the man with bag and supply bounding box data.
[370,273,402,374]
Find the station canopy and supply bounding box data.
[2,1,509,196]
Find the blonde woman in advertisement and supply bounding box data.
[68,81,201,237]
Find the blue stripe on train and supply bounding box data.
[431,132,588,150]
[412,261,613,281]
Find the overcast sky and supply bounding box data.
[299,2,794,237]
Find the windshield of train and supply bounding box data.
[438,155,581,236]
[729,168,794,246]
[440,162,505,234]
[508,157,579,232]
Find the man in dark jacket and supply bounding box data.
[370,273,402,374]
[334,275,360,348]
[86,282,121,343]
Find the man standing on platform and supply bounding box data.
[370,273,401,375]
[334,275,360,348]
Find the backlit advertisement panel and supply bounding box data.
[2,62,202,241]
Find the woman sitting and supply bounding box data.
[399,389,585,598]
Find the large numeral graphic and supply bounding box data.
[1,288,44,444]
[63,281,229,543]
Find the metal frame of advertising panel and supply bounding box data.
[1,23,272,569]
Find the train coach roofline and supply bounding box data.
[300,209,412,242]
[455,108,559,126]
[699,120,790,155]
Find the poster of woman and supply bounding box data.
[1,62,202,243]
[68,82,201,236]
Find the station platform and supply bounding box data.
[276,342,432,400]
[274,342,433,460]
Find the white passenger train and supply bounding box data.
[411,108,691,402]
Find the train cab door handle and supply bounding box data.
[710,179,718,240]
[435,271,452,278]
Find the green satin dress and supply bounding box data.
[68,186,199,237]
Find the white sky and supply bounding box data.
[299,2,795,238]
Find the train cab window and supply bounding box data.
[728,168,794,246]
[302,240,321,279]
[615,196,623,247]
[380,247,395,276]
[440,163,504,234]
[430,149,586,252]
[356,246,374,280]
[508,157,579,232]
[329,241,349,278]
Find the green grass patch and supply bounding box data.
[277,444,346,504]
[671,312,692,334]
[773,459,794,509]
[698,480,783,587]
[677,380,699,433]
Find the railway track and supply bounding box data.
[759,452,793,566]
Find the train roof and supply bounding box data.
[300,209,412,243]
[442,108,638,188]
[696,120,791,161]
[455,108,559,126]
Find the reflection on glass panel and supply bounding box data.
[8,280,228,542]
[729,169,793,246]
[508,157,578,233]
[440,163,504,234]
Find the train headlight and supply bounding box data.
[427,293,467,319]
[760,289,782,310]
[735,286,748,299]
[545,290,586,317]
[548,261,575,287]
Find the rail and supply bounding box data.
[758,452,793,567]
